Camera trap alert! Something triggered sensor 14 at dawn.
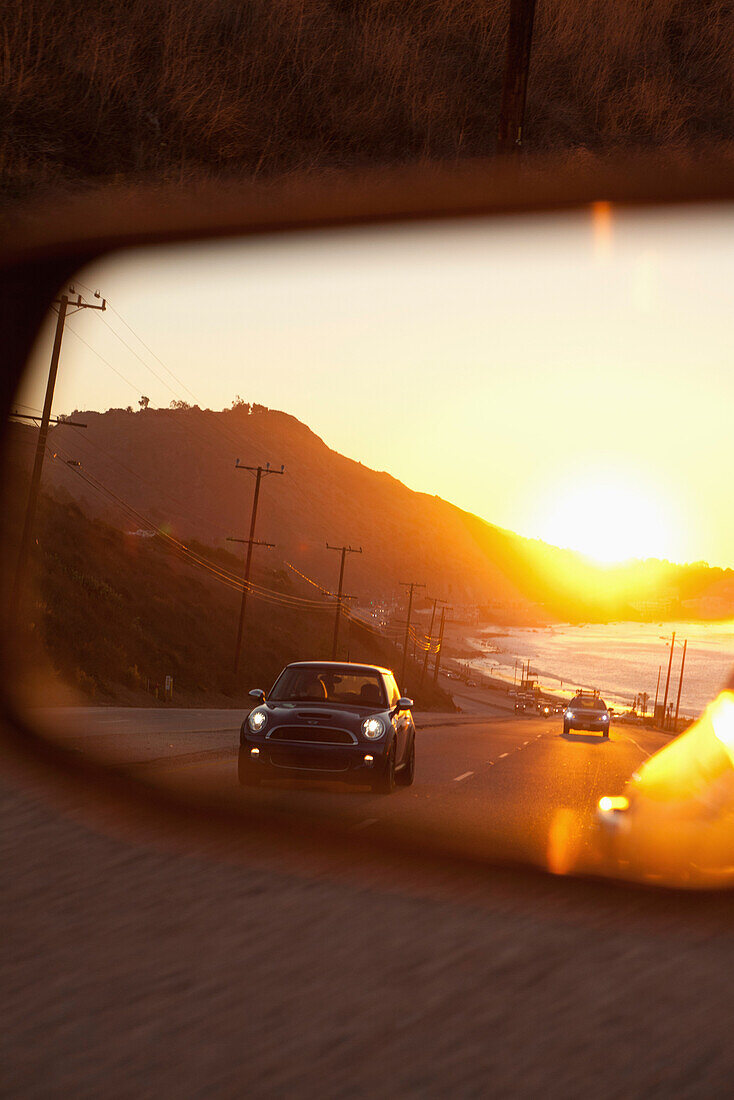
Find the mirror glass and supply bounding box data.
[4,204,734,887]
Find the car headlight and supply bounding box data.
[565,710,574,719]
[601,713,609,721]
[362,716,385,739]
[248,709,268,733]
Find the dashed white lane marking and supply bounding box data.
[454,771,474,782]
[624,735,653,759]
[486,733,544,767]
[352,818,379,831]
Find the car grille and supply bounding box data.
[267,747,350,771]
[268,726,355,745]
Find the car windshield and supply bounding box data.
[269,667,387,708]
[571,697,607,711]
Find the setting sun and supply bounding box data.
[528,471,679,565]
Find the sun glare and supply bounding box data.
[529,472,678,564]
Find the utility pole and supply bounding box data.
[232,460,283,673]
[673,639,688,733]
[433,605,452,683]
[400,581,426,690]
[421,596,445,684]
[12,290,105,611]
[497,0,538,154]
[327,543,362,659]
[653,664,662,722]
[661,631,676,730]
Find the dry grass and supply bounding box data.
[2,1,733,200]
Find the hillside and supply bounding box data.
[7,491,455,709]
[7,403,734,625]
[34,404,538,613]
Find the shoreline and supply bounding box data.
[439,618,721,726]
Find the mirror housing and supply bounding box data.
[249,689,266,704]
[396,697,414,712]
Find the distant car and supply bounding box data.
[239,661,415,793]
[467,679,476,687]
[514,693,532,713]
[563,692,611,737]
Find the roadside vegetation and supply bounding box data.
[16,492,455,709]
[2,0,733,203]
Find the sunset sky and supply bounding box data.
[18,206,734,569]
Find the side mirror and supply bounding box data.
[249,689,266,704]
[396,697,414,712]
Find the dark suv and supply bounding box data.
[563,692,611,737]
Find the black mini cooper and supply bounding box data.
[238,661,416,793]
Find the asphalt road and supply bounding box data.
[8,707,734,1097]
[37,705,669,876]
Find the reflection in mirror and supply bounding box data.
[3,205,734,887]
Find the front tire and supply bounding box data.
[372,745,396,794]
[396,737,415,787]
[563,722,570,735]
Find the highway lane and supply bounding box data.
[151,710,669,875]
[437,673,516,717]
[9,714,734,1100]
[33,704,669,874]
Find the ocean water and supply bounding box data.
[471,620,734,717]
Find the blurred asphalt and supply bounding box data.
[4,706,734,1097]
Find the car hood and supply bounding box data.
[259,702,387,725]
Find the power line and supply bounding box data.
[97,312,189,404]
[421,595,447,683]
[49,445,330,612]
[72,280,201,405]
[284,560,334,597]
[76,285,260,458]
[60,421,227,536]
[63,321,241,461]
[10,412,87,427]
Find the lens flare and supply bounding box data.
[591,201,613,262]
[598,795,629,813]
[547,807,580,875]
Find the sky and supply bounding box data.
[17,205,734,568]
